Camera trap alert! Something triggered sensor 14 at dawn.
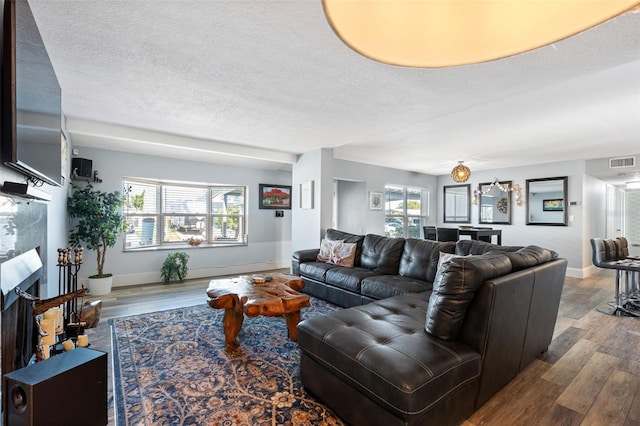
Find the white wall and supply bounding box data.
[333,158,438,235]
[291,149,331,252]
[69,147,292,287]
[335,180,366,234]
[291,150,438,251]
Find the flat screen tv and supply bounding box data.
[1,0,62,187]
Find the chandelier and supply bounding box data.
[450,161,471,183]
[322,0,640,67]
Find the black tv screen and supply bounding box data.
[2,0,62,186]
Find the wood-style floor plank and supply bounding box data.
[537,403,584,426]
[556,351,621,415]
[541,337,599,387]
[581,370,640,426]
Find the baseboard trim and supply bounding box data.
[109,260,291,288]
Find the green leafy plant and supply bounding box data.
[161,252,190,283]
[68,184,127,278]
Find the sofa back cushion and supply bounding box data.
[360,234,406,274]
[491,245,557,272]
[425,253,513,340]
[326,229,366,267]
[455,240,522,256]
[398,239,456,282]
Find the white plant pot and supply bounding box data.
[86,275,113,296]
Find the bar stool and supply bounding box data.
[616,237,640,309]
[590,238,640,317]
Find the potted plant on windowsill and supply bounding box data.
[68,184,127,296]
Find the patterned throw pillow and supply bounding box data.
[316,239,357,267]
[317,239,344,262]
[329,242,357,267]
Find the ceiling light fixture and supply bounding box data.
[451,161,471,183]
[322,0,640,67]
[626,181,640,190]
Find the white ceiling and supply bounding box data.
[28,1,640,180]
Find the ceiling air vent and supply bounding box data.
[609,156,636,169]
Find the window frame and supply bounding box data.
[123,178,247,251]
[384,185,429,238]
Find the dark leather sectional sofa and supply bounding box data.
[292,229,567,426]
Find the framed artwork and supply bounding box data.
[259,184,292,209]
[543,199,564,211]
[60,131,68,183]
[369,191,383,210]
[300,181,314,209]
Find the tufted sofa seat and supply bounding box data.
[299,292,481,425]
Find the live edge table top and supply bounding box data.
[206,273,310,351]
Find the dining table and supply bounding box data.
[457,228,502,245]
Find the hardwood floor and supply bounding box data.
[88,269,640,425]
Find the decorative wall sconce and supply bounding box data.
[450,161,471,183]
[472,179,522,206]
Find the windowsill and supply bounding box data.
[124,242,247,252]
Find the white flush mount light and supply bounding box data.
[626,181,640,190]
[322,0,640,67]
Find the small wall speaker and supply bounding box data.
[71,158,92,178]
[3,348,107,426]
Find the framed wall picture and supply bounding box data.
[542,199,564,211]
[300,181,314,209]
[369,191,383,210]
[259,184,292,209]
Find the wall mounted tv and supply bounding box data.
[1,0,63,187]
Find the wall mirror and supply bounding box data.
[526,176,568,226]
[443,184,470,223]
[479,180,512,224]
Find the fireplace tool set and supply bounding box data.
[15,247,102,361]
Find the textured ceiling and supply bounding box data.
[28,1,640,180]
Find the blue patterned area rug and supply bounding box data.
[110,297,345,425]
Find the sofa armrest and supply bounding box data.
[292,248,320,275]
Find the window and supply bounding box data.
[384,185,428,238]
[123,178,246,250]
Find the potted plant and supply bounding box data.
[68,184,127,295]
[160,252,189,283]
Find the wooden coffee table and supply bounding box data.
[206,273,310,351]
